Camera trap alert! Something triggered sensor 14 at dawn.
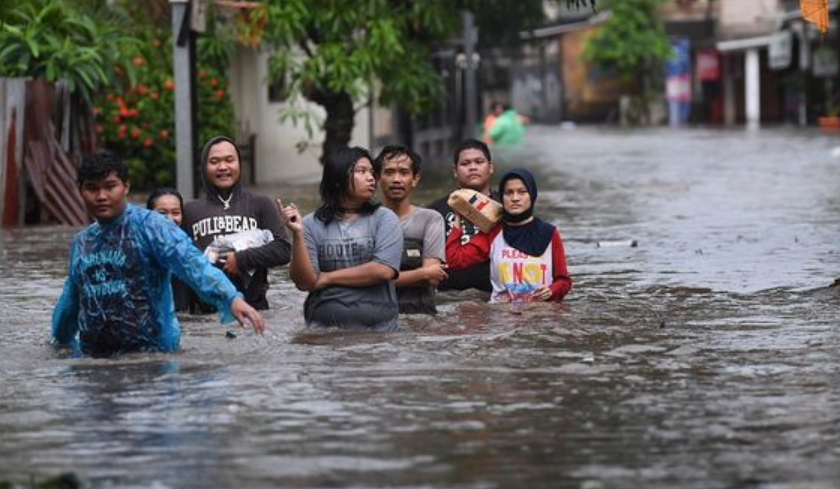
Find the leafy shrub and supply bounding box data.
[0,0,137,103]
[94,29,234,189]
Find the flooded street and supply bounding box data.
[2,127,840,488]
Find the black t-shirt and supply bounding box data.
[428,190,500,293]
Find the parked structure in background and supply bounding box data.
[490,0,839,128]
[221,0,840,183]
[716,0,789,128]
[715,0,839,128]
[0,79,90,227]
[227,46,371,185]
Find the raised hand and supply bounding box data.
[276,198,303,234]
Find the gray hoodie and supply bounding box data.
[182,136,291,310]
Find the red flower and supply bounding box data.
[112,115,121,123]
[209,78,218,88]
[117,125,127,139]
[143,137,154,148]
[150,92,160,100]
[131,127,141,139]
[133,56,145,67]
[214,90,225,100]
[136,84,148,96]
[163,80,175,91]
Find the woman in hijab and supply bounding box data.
[445,168,571,303]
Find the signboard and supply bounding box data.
[666,39,692,102]
[696,48,720,81]
[191,0,208,34]
[768,31,792,70]
[813,47,839,78]
[666,38,692,126]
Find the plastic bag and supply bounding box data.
[203,229,273,289]
[203,229,274,266]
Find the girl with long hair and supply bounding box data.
[280,147,403,330]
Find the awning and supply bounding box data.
[716,35,775,53]
[519,11,612,40]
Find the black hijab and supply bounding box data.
[499,168,555,257]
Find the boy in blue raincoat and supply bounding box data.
[52,150,265,357]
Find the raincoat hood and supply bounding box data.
[200,135,244,201]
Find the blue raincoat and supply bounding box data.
[52,204,241,356]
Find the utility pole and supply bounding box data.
[836,3,840,97]
[170,0,198,198]
[461,10,479,139]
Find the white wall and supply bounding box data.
[229,47,371,185]
[718,0,782,39]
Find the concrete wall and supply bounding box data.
[561,28,636,121]
[718,0,783,39]
[228,47,371,185]
[661,0,716,21]
[511,42,562,122]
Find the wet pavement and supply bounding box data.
[1,127,839,488]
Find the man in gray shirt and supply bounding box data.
[374,145,447,314]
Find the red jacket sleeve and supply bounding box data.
[549,229,572,301]
[445,225,499,270]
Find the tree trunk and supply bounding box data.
[307,88,355,165]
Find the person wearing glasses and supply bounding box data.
[279,147,403,331]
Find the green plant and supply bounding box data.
[259,0,574,162]
[583,0,671,124]
[0,0,237,189]
[0,0,138,103]
[67,0,234,189]
[94,29,234,189]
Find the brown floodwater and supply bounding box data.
[1,127,839,489]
